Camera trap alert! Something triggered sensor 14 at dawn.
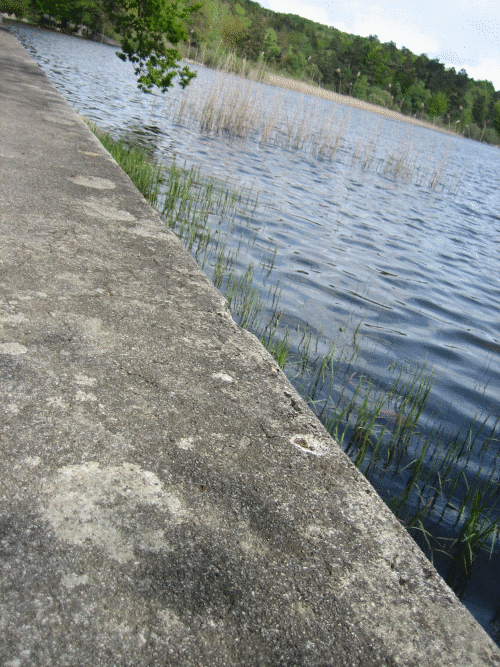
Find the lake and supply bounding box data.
[6,21,500,643]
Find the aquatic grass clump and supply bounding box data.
[347,125,465,192]
[84,115,281,335]
[83,119,165,202]
[274,322,500,580]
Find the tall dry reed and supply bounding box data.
[168,62,465,191]
[171,68,350,160]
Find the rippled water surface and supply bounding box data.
[8,22,500,640]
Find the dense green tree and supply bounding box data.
[233,1,245,18]
[364,42,391,87]
[394,65,416,94]
[263,27,280,62]
[405,80,431,114]
[239,13,266,59]
[352,73,369,100]
[0,0,29,17]
[348,35,369,75]
[425,57,445,91]
[494,100,500,134]
[32,0,111,34]
[472,91,488,124]
[219,12,246,49]
[311,27,326,51]
[368,86,392,108]
[452,68,468,96]
[471,81,494,124]
[399,97,412,115]
[184,0,209,50]
[428,90,448,119]
[282,45,306,75]
[458,91,474,131]
[414,53,430,82]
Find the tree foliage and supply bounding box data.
[219,12,246,49]
[108,0,202,92]
[494,101,500,135]
[0,0,29,17]
[428,91,448,119]
[32,0,109,34]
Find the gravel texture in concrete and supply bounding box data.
[1,29,499,666]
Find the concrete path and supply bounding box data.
[1,29,499,666]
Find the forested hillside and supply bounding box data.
[3,0,500,144]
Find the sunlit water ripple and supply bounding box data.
[8,22,500,639]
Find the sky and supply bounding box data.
[258,0,500,91]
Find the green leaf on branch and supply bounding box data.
[108,0,202,93]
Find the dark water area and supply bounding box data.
[7,22,500,642]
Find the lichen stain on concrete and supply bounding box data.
[177,437,194,451]
[0,342,28,355]
[212,372,235,383]
[83,199,136,221]
[75,389,97,402]
[0,312,29,325]
[46,395,69,410]
[157,609,188,633]
[42,462,190,563]
[24,456,42,467]
[71,175,116,189]
[74,373,97,387]
[126,223,167,240]
[61,573,89,589]
[290,433,329,456]
[0,148,23,159]
[64,313,108,347]
[304,523,341,541]
[54,271,99,291]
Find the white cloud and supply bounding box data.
[352,17,440,54]
[333,3,440,54]
[461,55,500,88]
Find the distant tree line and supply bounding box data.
[3,0,499,143]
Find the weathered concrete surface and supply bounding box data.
[1,29,499,666]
